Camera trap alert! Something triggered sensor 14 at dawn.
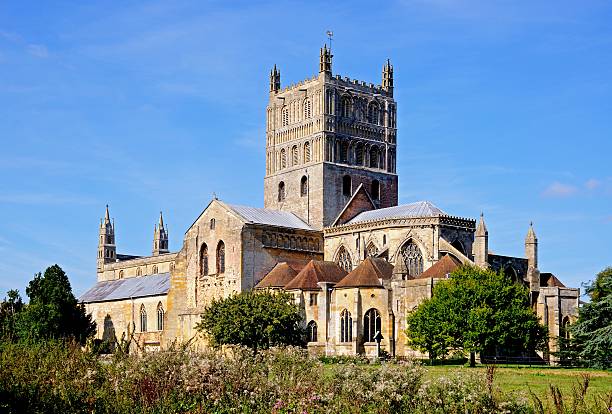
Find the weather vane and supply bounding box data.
[326,30,333,53]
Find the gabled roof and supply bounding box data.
[331,183,377,226]
[224,202,314,231]
[540,272,566,288]
[417,255,461,279]
[79,273,170,303]
[284,260,347,291]
[346,201,447,224]
[335,257,394,289]
[255,262,298,289]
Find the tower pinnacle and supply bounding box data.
[319,44,332,74]
[153,211,169,256]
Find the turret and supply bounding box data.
[473,213,488,268]
[525,222,540,298]
[319,44,332,74]
[270,64,280,93]
[382,59,394,96]
[153,211,169,256]
[97,205,116,272]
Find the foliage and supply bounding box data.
[196,290,305,351]
[569,267,612,369]
[0,290,24,341]
[406,265,548,363]
[4,264,96,344]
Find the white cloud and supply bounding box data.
[542,182,578,197]
[27,44,49,58]
[585,178,601,190]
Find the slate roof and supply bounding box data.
[335,257,394,289]
[284,260,347,291]
[255,262,298,289]
[79,273,170,303]
[225,203,314,231]
[417,255,461,279]
[346,201,447,224]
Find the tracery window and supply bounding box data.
[336,246,352,272]
[278,181,286,202]
[300,176,308,197]
[139,305,147,332]
[363,308,381,342]
[216,240,225,274]
[340,309,352,342]
[303,141,311,163]
[157,303,164,331]
[366,242,379,258]
[341,96,352,118]
[199,243,208,276]
[280,149,287,169]
[399,240,424,277]
[292,145,299,166]
[307,320,318,342]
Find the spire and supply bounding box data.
[382,58,394,96]
[525,221,538,270]
[270,64,280,93]
[104,204,110,223]
[526,221,537,243]
[153,210,169,256]
[158,211,165,229]
[319,44,332,74]
[98,204,116,274]
[475,213,488,236]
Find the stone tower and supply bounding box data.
[97,205,116,272]
[152,211,169,256]
[473,213,488,268]
[525,222,540,301]
[263,46,398,229]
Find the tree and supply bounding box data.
[569,267,612,369]
[0,289,24,341]
[16,264,96,344]
[196,290,305,352]
[406,265,547,366]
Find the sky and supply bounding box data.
[0,0,610,299]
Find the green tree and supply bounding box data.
[0,289,24,341]
[196,290,305,352]
[406,265,547,366]
[16,264,96,344]
[569,266,612,369]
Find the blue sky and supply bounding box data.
[0,0,610,298]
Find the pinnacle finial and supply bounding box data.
[526,221,537,243]
[159,211,164,228]
[476,212,488,236]
[104,204,110,222]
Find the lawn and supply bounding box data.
[424,365,612,403]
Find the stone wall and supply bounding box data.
[97,253,177,282]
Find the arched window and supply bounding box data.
[307,320,318,343]
[216,240,225,274]
[139,305,147,332]
[368,102,379,124]
[399,240,424,277]
[304,99,312,119]
[300,176,308,197]
[370,147,379,168]
[340,141,349,163]
[561,316,571,340]
[363,308,381,342]
[291,145,299,166]
[278,181,286,202]
[282,107,289,126]
[504,266,518,283]
[210,218,216,230]
[157,303,164,331]
[280,149,287,169]
[451,240,465,256]
[118,270,124,279]
[371,180,380,201]
[136,267,142,277]
[342,175,352,197]
[336,246,352,272]
[303,141,311,163]
[340,309,352,342]
[152,265,158,274]
[355,143,364,165]
[366,242,379,258]
[199,243,208,276]
[341,96,352,118]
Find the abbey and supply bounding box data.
[81,46,579,361]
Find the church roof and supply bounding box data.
[540,272,566,288]
[417,254,461,279]
[79,273,170,303]
[346,201,447,224]
[255,262,298,289]
[335,257,394,289]
[284,260,347,291]
[224,203,314,231]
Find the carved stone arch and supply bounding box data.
[451,239,466,256]
[334,245,353,272]
[396,238,425,277]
